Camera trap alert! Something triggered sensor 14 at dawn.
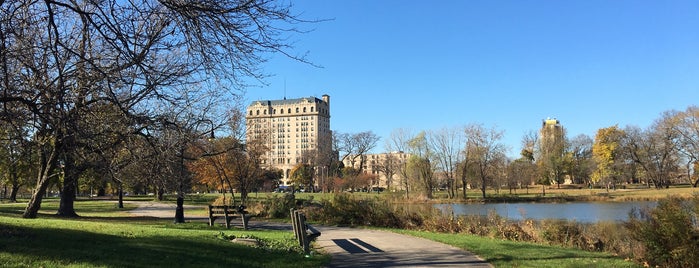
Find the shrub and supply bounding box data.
[585,221,638,254]
[540,219,584,246]
[306,193,407,228]
[261,193,296,219]
[421,209,465,233]
[211,195,234,206]
[624,195,699,268]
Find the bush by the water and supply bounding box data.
[305,193,414,228]
[625,195,699,268]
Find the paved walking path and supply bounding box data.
[315,226,491,268]
[127,201,491,267]
[125,201,204,218]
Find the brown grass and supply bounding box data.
[429,184,699,203]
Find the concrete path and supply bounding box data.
[125,201,205,219]
[315,226,491,268]
[127,201,492,267]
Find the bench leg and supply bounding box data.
[241,215,252,230]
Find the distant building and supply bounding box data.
[245,95,332,185]
[342,151,410,190]
[539,117,569,184]
[540,117,563,151]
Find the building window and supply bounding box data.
[288,108,291,113]
[311,107,314,112]
[249,110,253,116]
[303,107,307,112]
[256,110,259,115]
[296,107,299,113]
[281,109,284,114]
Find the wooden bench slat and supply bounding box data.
[208,205,252,229]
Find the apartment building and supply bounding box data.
[342,151,410,190]
[245,95,331,185]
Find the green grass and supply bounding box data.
[1,190,675,267]
[0,200,329,268]
[393,229,640,268]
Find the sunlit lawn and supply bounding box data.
[393,229,641,268]
[2,185,693,268]
[0,200,328,268]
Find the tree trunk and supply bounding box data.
[24,182,50,218]
[57,150,79,217]
[117,183,124,209]
[157,188,164,201]
[240,188,248,205]
[480,176,486,199]
[8,166,20,202]
[9,184,19,202]
[174,196,185,223]
[461,176,467,199]
[23,146,59,218]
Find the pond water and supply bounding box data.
[435,201,657,223]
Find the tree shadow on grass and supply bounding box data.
[0,223,320,268]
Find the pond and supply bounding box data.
[435,201,657,223]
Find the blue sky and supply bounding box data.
[244,0,699,157]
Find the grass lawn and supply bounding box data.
[3,186,688,268]
[393,229,641,268]
[0,200,329,268]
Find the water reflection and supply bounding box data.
[435,201,657,223]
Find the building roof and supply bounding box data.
[249,96,325,107]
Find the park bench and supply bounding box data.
[208,205,252,230]
[290,209,321,256]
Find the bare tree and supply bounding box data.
[374,152,399,191]
[338,131,380,172]
[672,106,699,186]
[427,127,463,199]
[568,134,594,185]
[500,132,540,195]
[386,128,414,197]
[0,0,312,218]
[623,114,681,189]
[406,131,435,199]
[464,124,507,199]
[507,158,537,194]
